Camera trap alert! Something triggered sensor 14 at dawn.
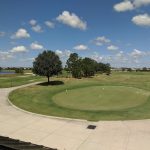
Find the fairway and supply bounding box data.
[53,86,149,111]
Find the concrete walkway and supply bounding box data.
[0,83,150,150]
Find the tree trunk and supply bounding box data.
[47,76,50,83]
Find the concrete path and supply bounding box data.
[0,83,150,150]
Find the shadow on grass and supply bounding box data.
[38,80,64,86]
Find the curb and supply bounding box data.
[7,83,91,123]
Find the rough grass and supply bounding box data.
[0,74,45,88]
[9,72,150,121]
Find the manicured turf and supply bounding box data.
[0,74,45,88]
[53,86,149,111]
[9,72,150,121]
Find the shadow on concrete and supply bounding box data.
[38,81,64,86]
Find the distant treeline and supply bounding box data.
[112,67,150,72]
[0,67,32,74]
[1,67,32,70]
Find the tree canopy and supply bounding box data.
[82,57,96,77]
[33,50,62,83]
[15,68,24,74]
[66,53,82,78]
[66,53,111,78]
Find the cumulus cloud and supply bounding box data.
[55,50,63,56]
[73,44,88,50]
[30,42,44,50]
[55,49,71,58]
[10,46,28,53]
[56,11,87,30]
[114,1,134,12]
[55,49,72,66]
[32,25,43,33]
[0,32,5,37]
[132,13,150,26]
[91,52,103,62]
[29,19,37,26]
[94,36,111,46]
[107,45,119,51]
[116,51,125,58]
[45,21,55,28]
[130,49,145,58]
[0,51,13,60]
[133,0,150,7]
[29,19,43,33]
[114,0,150,12]
[11,28,30,39]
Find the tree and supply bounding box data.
[0,67,2,72]
[95,62,111,75]
[66,53,111,78]
[104,63,111,75]
[15,68,24,74]
[142,67,147,72]
[127,68,132,72]
[33,50,62,83]
[66,53,82,78]
[82,57,96,77]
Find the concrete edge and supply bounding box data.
[7,82,150,123]
[7,85,89,123]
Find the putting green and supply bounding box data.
[53,86,150,111]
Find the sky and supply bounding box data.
[0,0,150,68]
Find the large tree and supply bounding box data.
[33,50,62,83]
[66,53,82,78]
[82,57,96,77]
[0,67,2,72]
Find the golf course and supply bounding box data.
[8,71,150,121]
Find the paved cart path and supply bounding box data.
[0,83,150,150]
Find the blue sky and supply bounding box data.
[0,0,150,68]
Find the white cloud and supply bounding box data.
[29,19,37,26]
[132,13,150,27]
[133,0,150,7]
[10,46,28,53]
[73,44,88,50]
[94,36,111,46]
[55,49,72,66]
[116,51,124,58]
[114,1,134,12]
[64,50,72,57]
[107,45,119,51]
[21,57,35,62]
[91,52,103,62]
[45,21,55,28]
[30,42,44,50]
[130,49,145,58]
[0,32,5,37]
[56,50,63,56]
[56,11,87,30]
[114,0,150,12]
[11,28,30,39]
[55,49,71,58]
[0,51,13,60]
[32,25,43,33]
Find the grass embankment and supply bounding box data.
[9,72,150,121]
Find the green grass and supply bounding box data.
[53,86,149,111]
[9,72,150,121]
[0,74,45,88]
